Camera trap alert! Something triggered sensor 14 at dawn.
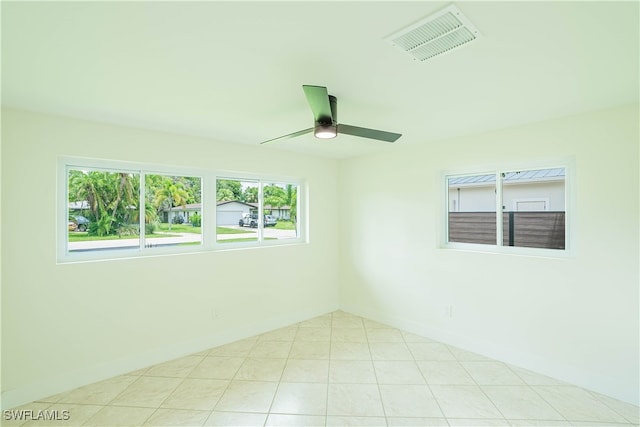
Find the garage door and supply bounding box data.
[217,210,243,226]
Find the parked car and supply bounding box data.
[264,215,277,227]
[69,215,90,231]
[239,213,258,228]
[238,214,277,228]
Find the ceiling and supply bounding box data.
[2,1,639,159]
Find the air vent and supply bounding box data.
[385,5,481,62]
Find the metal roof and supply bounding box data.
[448,168,565,186]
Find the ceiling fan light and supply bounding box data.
[314,124,337,139]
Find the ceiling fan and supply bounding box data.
[260,85,402,145]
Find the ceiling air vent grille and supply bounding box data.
[386,5,481,62]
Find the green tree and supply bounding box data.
[244,186,258,203]
[216,188,235,201]
[263,184,287,215]
[216,179,242,201]
[154,178,189,230]
[68,170,139,236]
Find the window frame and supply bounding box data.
[212,172,305,250]
[57,157,307,263]
[441,160,574,258]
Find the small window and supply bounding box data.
[446,167,567,252]
[215,177,303,246]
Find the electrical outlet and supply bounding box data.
[443,305,453,318]
[211,308,219,320]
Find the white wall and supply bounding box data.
[338,105,639,404]
[0,109,340,408]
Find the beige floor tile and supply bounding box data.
[270,382,328,415]
[589,391,640,424]
[326,415,387,426]
[447,418,511,426]
[402,331,435,343]
[482,385,564,420]
[448,346,491,361]
[430,385,504,419]
[418,361,476,385]
[363,319,395,329]
[208,338,257,357]
[373,360,425,384]
[289,341,331,359]
[366,328,404,342]
[369,342,413,360]
[508,365,567,386]
[204,411,267,426]
[2,402,53,426]
[331,327,367,343]
[508,420,572,426]
[259,326,298,341]
[234,357,286,381]
[84,406,155,426]
[281,359,330,383]
[408,342,457,361]
[298,315,332,328]
[189,356,244,379]
[295,327,331,341]
[20,403,103,427]
[109,376,182,408]
[533,386,629,423]
[387,417,450,426]
[327,383,384,416]
[214,380,278,413]
[330,342,371,360]
[144,355,203,378]
[161,378,228,410]
[332,317,365,329]
[266,414,326,426]
[462,361,526,385]
[249,340,292,358]
[379,384,442,417]
[57,375,138,405]
[143,408,210,426]
[329,360,377,384]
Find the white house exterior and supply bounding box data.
[448,168,565,212]
[216,201,256,225]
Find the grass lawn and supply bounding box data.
[274,220,296,230]
[69,224,253,242]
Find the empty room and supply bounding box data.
[1,1,638,426]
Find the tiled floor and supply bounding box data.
[6,311,639,426]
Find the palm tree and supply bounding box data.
[154,178,189,230]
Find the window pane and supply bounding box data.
[501,168,565,249]
[216,179,258,244]
[263,183,299,241]
[145,174,202,248]
[447,174,497,245]
[67,169,141,252]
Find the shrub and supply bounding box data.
[172,215,185,224]
[145,222,157,235]
[190,213,202,227]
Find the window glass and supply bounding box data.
[67,168,141,252]
[263,182,299,241]
[447,173,497,245]
[216,179,258,244]
[145,174,202,248]
[446,167,567,251]
[501,168,565,249]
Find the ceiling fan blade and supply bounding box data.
[337,124,402,143]
[302,85,333,123]
[260,127,314,145]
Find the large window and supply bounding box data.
[59,158,305,262]
[446,167,567,252]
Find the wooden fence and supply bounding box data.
[449,212,565,249]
